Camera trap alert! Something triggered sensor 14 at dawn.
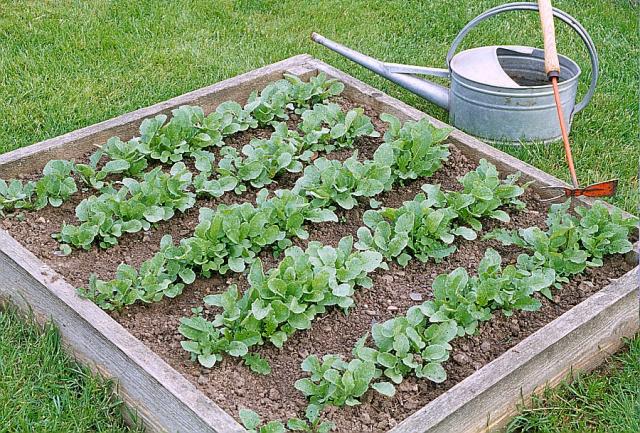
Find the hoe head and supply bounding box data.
[539,179,618,202]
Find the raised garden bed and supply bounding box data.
[0,54,637,433]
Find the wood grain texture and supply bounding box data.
[0,55,637,433]
[0,231,244,433]
[0,54,313,178]
[537,0,561,75]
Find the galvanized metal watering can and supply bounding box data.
[311,2,599,143]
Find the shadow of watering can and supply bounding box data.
[311,2,598,144]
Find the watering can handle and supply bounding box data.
[446,2,598,114]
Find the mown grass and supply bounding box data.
[0,1,637,431]
[0,307,141,433]
[506,336,640,433]
[0,0,637,212]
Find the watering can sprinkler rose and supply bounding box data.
[312,1,617,199]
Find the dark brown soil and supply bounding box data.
[1,97,635,433]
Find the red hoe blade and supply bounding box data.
[537,0,618,202]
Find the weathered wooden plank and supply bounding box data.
[389,267,639,433]
[0,54,313,178]
[0,230,244,433]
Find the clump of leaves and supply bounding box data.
[77,235,186,310]
[293,153,392,210]
[178,203,287,275]
[443,159,528,231]
[423,249,555,336]
[356,193,466,266]
[191,150,238,198]
[56,162,195,250]
[294,354,381,408]
[574,200,637,264]
[368,316,457,387]
[255,188,337,251]
[245,80,292,126]
[0,179,37,215]
[35,160,78,207]
[219,123,313,190]
[299,103,379,152]
[178,237,383,368]
[356,159,528,266]
[374,114,451,182]
[239,408,286,433]
[486,200,637,280]
[1,160,78,215]
[284,72,345,113]
[137,104,242,163]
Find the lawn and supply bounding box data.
[506,336,640,433]
[0,307,140,433]
[0,0,637,431]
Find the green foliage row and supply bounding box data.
[77,189,337,310]
[294,200,637,414]
[293,114,452,211]
[356,159,527,266]
[178,236,383,370]
[55,162,195,252]
[0,160,77,215]
[0,73,346,219]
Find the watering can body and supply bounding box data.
[312,2,598,144]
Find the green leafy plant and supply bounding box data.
[0,179,37,215]
[245,80,292,126]
[35,160,78,207]
[299,103,379,152]
[422,249,556,335]
[218,123,313,190]
[374,114,451,182]
[443,159,528,231]
[294,354,380,407]
[293,153,391,210]
[239,408,286,433]
[284,72,345,113]
[356,193,464,266]
[77,235,185,310]
[574,200,637,264]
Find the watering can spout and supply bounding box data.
[311,33,450,110]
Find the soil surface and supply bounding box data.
[1,97,635,433]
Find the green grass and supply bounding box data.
[0,1,637,431]
[0,307,140,433]
[0,0,637,212]
[506,336,640,433]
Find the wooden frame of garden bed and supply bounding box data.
[0,54,637,433]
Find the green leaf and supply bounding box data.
[178,268,196,284]
[420,362,447,383]
[244,353,272,375]
[239,408,261,430]
[287,418,308,431]
[103,159,131,173]
[228,341,249,357]
[372,381,396,397]
[261,421,286,433]
[144,206,166,223]
[197,354,217,368]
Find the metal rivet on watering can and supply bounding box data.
[311,2,599,144]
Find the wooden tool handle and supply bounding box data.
[537,0,561,77]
